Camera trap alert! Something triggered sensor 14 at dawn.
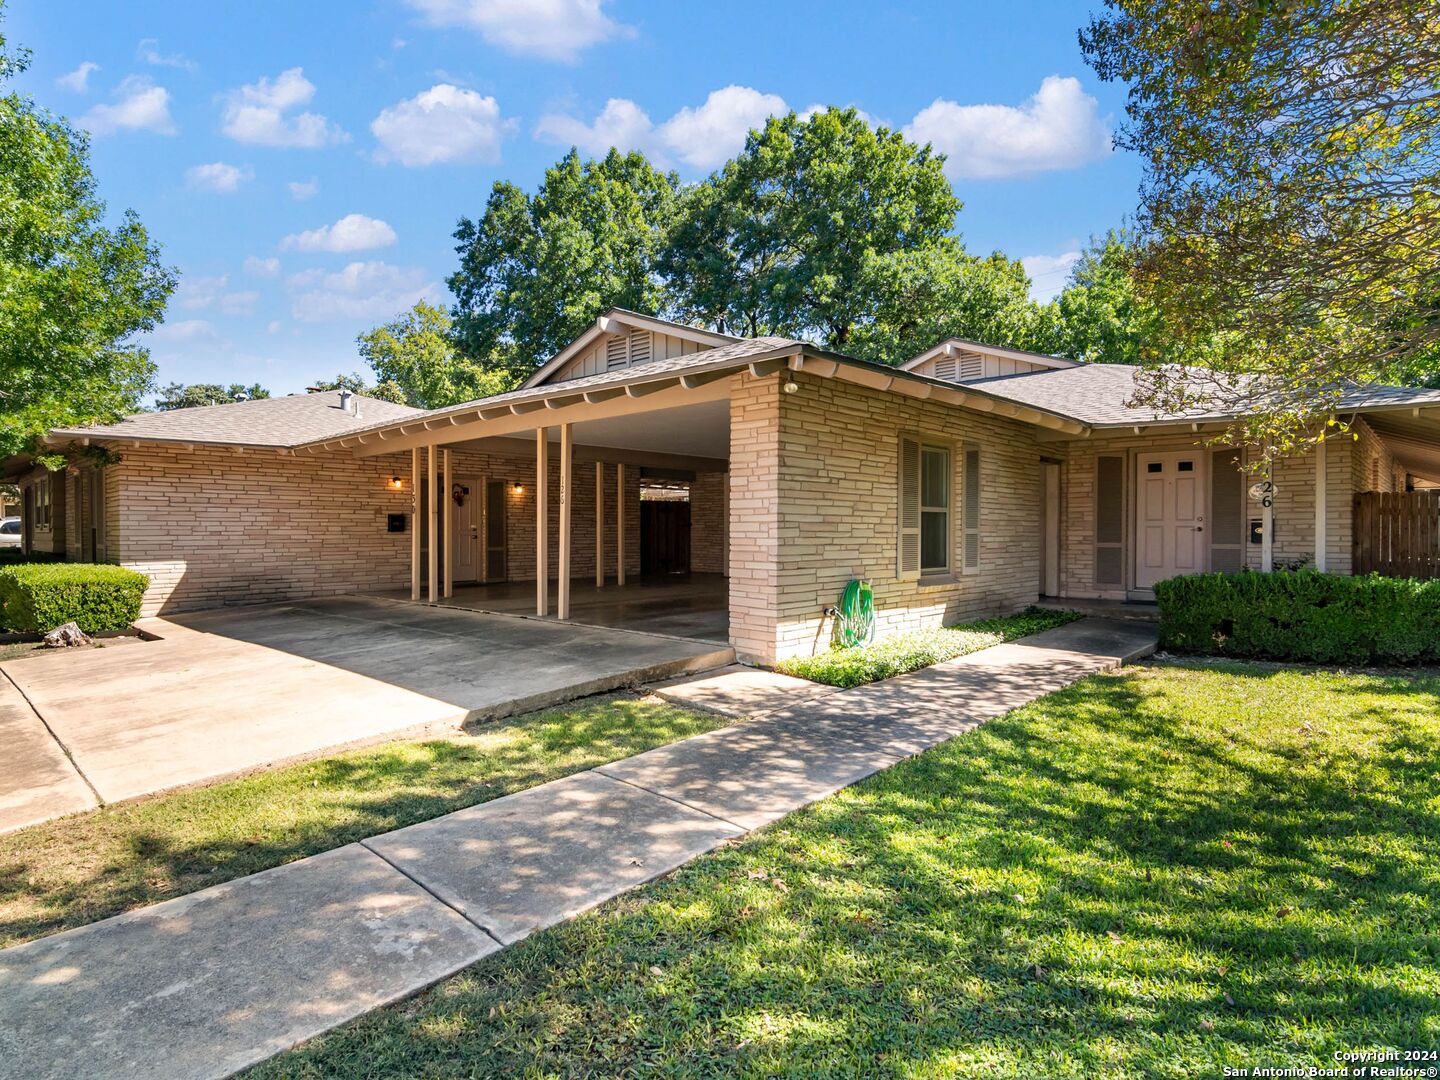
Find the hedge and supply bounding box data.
[1155,570,1440,665]
[0,564,150,634]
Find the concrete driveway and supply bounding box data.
[0,596,731,832]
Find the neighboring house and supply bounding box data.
[5,309,1440,665]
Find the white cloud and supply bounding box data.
[81,76,176,136]
[184,161,253,194]
[267,320,283,334]
[218,290,259,315]
[371,84,512,166]
[136,38,197,72]
[1021,250,1082,302]
[402,0,629,62]
[55,61,99,93]
[905,76,1111,180]
[281,213,398,253]
[287,261,438,322]
[152,319,217,342]
[175,273,259,315]
[244,255,281,278]
[288,178,320,201]
[221,68,347,148]
[536,85,787,171]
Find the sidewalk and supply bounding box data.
[0,617,1156,1080]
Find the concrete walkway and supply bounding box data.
[0,596,732,832]
[0,617,1156,1080]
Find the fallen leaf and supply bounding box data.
[772,879,789,893]
[1224,992,1236,1007]
[649,966,664,977]
[1201,1019,1216,1032]
[1276,905,1292,917]
[747,868,769,881]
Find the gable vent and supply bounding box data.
[605,335,627,370]
[629,330,652,365]
[957,352,985,381]
[933,356,958,381]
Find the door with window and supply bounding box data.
[1135,451,1207,590]
[450,478,480,583]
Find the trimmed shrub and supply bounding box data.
[1155,570,1440,665]
[0,564,150,634]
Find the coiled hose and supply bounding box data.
[836,579,876,648]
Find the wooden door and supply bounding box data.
[1135,451,1207,589]
[484,480,507,582]
[640,500,691,575]
[450,478,480,583]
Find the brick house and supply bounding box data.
[7,309,1440,665]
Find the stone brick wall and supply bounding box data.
[690,470,727,575]
[728,370,1044,665]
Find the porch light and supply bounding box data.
[512,482,524,494]
[783,379,799,394]
[389,476,403,490]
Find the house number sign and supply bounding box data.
[1248,480,1276,508]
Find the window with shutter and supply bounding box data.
[897,436,921,578]
[920,445,951,573]
[963,448,981,571]
[1094,455,1125,585]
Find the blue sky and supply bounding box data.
[8,0,1141,396]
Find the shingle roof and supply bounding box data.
[48,391,423,448]
[970,364,1440,426]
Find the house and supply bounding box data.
[7,308,1440,665]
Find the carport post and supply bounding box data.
[410,447,421,601]
[595,462,604,587]
[443,449,453,598]
[558,423,572,619]
[427,444,439,603]
[616,463,626,586]
[536,428,549,617]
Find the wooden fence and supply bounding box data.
[1353,491,1440,578]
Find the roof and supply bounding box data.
[970,364,1440,428]
[46,391,424,449]
[522,308,740,389]
[900,338,1080,373]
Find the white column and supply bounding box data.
[410,447,421,601]
[1314,438,1328,572]
[616,462,626,586]
[595,462,605,588]
[427,443,439,603]
[536,428,549,617]
[443,449,454,598]
[558,424,573,620]
[1262,464,1274,573]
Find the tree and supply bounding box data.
[0,11,175,460]
[153,383,270,411]
[450,149,678,380]
[356,301,510,409]
[1038,232,1161,365]
[846,243,1047,366]
[307,373,409,405]
[661,108,960,350]
[1082,0,1440,452]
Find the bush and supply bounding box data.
[1155,570,1440,665]
[0,564,150,634]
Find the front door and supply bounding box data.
[1135,451,1206,590]
[450,477,480,583]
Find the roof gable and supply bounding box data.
[901,338,1080,383]
[522,309,738,389]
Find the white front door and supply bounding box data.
[450,477,481,583]
[1135,452,1206,590]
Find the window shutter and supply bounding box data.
[963,448,981,571]
[898,436,921,578]
[1094,455,1125,586]
[1210,448,1245,572]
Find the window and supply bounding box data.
[898,435,954,578]
[34,477,51,529]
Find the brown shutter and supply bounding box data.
[1094,455,1125,586]
[963,447,981,571]
[1210,448,1245,572]
[898,436,921,578]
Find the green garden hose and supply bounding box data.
[835,579,876,648]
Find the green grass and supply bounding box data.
[254,662,1440,1079]
[0,694,727,948]
[776,607,1082,688]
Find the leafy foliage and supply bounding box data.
[0,563,149,633]
[1038,232,1161,365]
[449,149,679,380]
[1155,570,1440,664]
[777,608,1080,688]
[153,383,269,411]
[1082,0,1440,452]
[355,301,512,408]
[306,372,410,405]
[0,14,175,458]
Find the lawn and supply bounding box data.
[254,662,1440,1078]
[0,693,726,948]
[776,607,1081,687]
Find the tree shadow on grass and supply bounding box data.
[251,663,1440,1079]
